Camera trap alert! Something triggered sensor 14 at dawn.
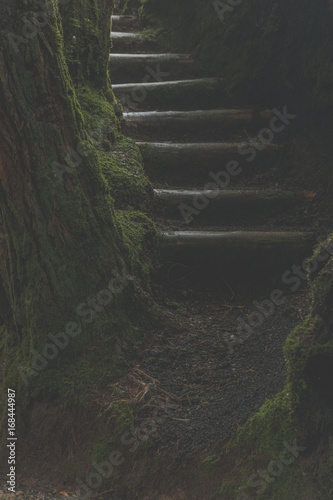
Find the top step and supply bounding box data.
[111,15,138,32]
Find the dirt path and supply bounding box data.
[128,280,311,459]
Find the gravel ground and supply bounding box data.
[125,280,311,464]
[0,487,74,500]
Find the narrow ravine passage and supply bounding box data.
[104,12,332,497]
[1,8,332,500]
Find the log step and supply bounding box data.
[111,15,138,31]
[111,32,144,43]
[122,109,274,134]
[137,142,281,173]
[158,230,315,250]
[157,230,316,276]
[111,32,159,53]
[112,77,227,111]
[154,188,315,222]
[110,53,192,64]
[109,53,194,84]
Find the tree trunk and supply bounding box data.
[0,0,127,396]
[60,0,114,90]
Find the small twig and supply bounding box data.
[133,367,159,383]
[94,488,115,498]
[133,384,150,403]
[222,302,245,309]
[223,280,235,301]
[133,368,181,401]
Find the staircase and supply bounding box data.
[110,13,316,283]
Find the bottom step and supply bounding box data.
[159,230,314,249]
[157,230,316,284]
